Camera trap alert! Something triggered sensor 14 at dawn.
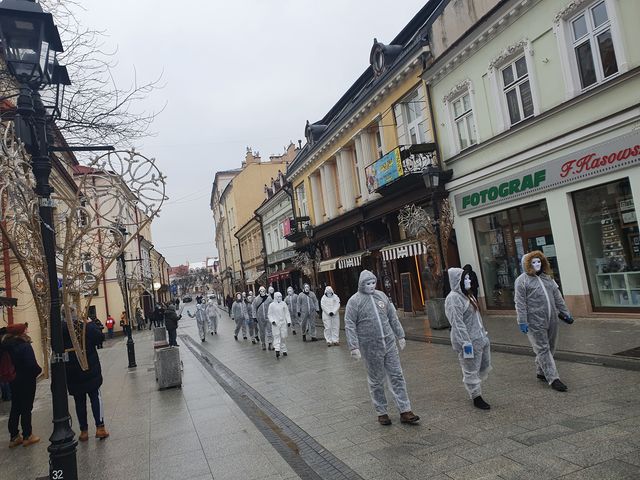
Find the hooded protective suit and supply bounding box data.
[344,270,412,416]
[321,286,341,345]
[231,295,249,338]
[187,303,208,341]
[445,268,492,399]
[204,299,218,335]
[245,294,257,340]
[253,288,273,349]
[515,251,571,384]
[297,284,318,340]
[268,292,291,354]
[284,287,299,333]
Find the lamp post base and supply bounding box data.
[126,327,137,368]
[48,435,78,480]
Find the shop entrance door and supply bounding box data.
[521,231,563,291]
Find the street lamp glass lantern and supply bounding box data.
[0,0,63,86]
[422,163,441,190]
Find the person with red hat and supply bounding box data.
[1,323,42,448]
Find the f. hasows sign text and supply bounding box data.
[455,132,640,215]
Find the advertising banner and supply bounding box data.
[365,147,403,193]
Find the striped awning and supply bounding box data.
[381,240,427,261]
[318,258,338,272]
[337,251,367,269]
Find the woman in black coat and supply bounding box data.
[63,314,109,441]
[2,323,42,448]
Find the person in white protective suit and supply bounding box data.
[297,283,319,342]
[320,286,341,346]
[284,287,299,335]
[245,292,257,344]
[230,293,249,341]
[268,292,291,359]
[268,286,275,300]
[345,270,420,426]
[253,287,274,350]
[204,298,219,335]
[187,303,208,342]
[515,251,573,392]
[445,267,492,410]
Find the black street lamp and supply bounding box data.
[0,2,77,479]
[422,163,453,296]
[115,225,137,368]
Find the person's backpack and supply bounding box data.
[0,349,16,383]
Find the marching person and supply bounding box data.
[515,251,573,392]
[231,293,249,341]
[205,298,219,335]
[284,287,299,335]
[63,307,109,441]
[345,270,419,426]
[268,292,291,359]
[187,303,208,342]
[445,267,492,410]
[244,292,257,343]
[253,287,273,350]
[297,283,319,342]
[2,323,42,447]
[105,314,115,338]
[321,286,341,346]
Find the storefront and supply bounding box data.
[453,129,640,315]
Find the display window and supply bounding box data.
[573,178,640,310]
[473,200,562,309]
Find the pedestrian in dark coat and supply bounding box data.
[226,294,233,315]
[164,304,182,347]
[2,323,42,448]
[63,312,109,441]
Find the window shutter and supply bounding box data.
[394,103,407,146]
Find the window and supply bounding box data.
[402,89,427,144]
[570,1,619,89]
[295,184,308,217]
[374,127,384,159]
[501,56,534,125]
[451,93,477,151]
[573,178,639,310]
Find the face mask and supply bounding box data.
[236,295,241,301]
[275,294,282,303]
[304,285,310,293]
[464,274,472,291]
[268,287,274,294]
[287,288,293,295]
[532,258,542,272]
[364,280,376,295]
[259,288,266,296]
[326,292,333,297]
[242,293,246,298]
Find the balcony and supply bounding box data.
[283,216,312,243]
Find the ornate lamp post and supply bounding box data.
[0,1,78,479]
[422,163,453,296]
[114,224,137,368]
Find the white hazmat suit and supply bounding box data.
[253,287,274,350]
[345,270,419,425]
[187,303,208,341]
[515,251,572,391]
[268,292,291,358]
[297,284,318,341]
[231,295,249,340]
[205,299,219,335]
[245,294,257,342]
[284,287,299,334]
[320,286,341,346]
[445,267,492,406]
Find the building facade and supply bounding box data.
[424,0,640,317]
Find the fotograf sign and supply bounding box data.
[455,132,640,215]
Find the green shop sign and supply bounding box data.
[454,131,640,215]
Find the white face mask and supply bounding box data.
[532,258,542,272]
[304,285,310,293]
[326,292,333,297]
[275,294,282,303]
[236,295,241,301]
[268,287,274,294]
[259,288,266,296]
[287,288,293,295]
[364,279,376,295]
[463,274,472,291]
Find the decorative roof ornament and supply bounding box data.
[554,0,591,23]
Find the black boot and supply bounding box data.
[311,337,318,342]
[282,352,287,357]
[276,350,280,359]
[302,335,307,342]
[234,335,238,341]
[268,343,273,351]
[473,396,491,410]
[551,379,567,392]
[292,330,296,335]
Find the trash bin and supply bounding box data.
[425,298,449,330]
[155,346,181,389]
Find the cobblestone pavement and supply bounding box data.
[0,303,639,479]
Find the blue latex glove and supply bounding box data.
[519,323,529,334]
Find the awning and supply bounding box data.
[337,250,368,269]
[268,268,295,281]
[245,269,264,284]
[381,240,427,261]
[318,258,338,272]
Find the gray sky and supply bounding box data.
[78,0,428,266]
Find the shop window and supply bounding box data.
[573,178,639,310]
[473,200,561,309]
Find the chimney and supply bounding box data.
[297,139,302,149]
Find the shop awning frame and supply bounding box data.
[268,267,295,281]
[337,250,368,269]
[245,269,265,284]
[318,258,338,272]
[381,240,428,261]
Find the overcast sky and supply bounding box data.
[77,0,428,266]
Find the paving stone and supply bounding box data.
[558,459,640,479]
[509,424,575,446]
[444,455,523,479]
